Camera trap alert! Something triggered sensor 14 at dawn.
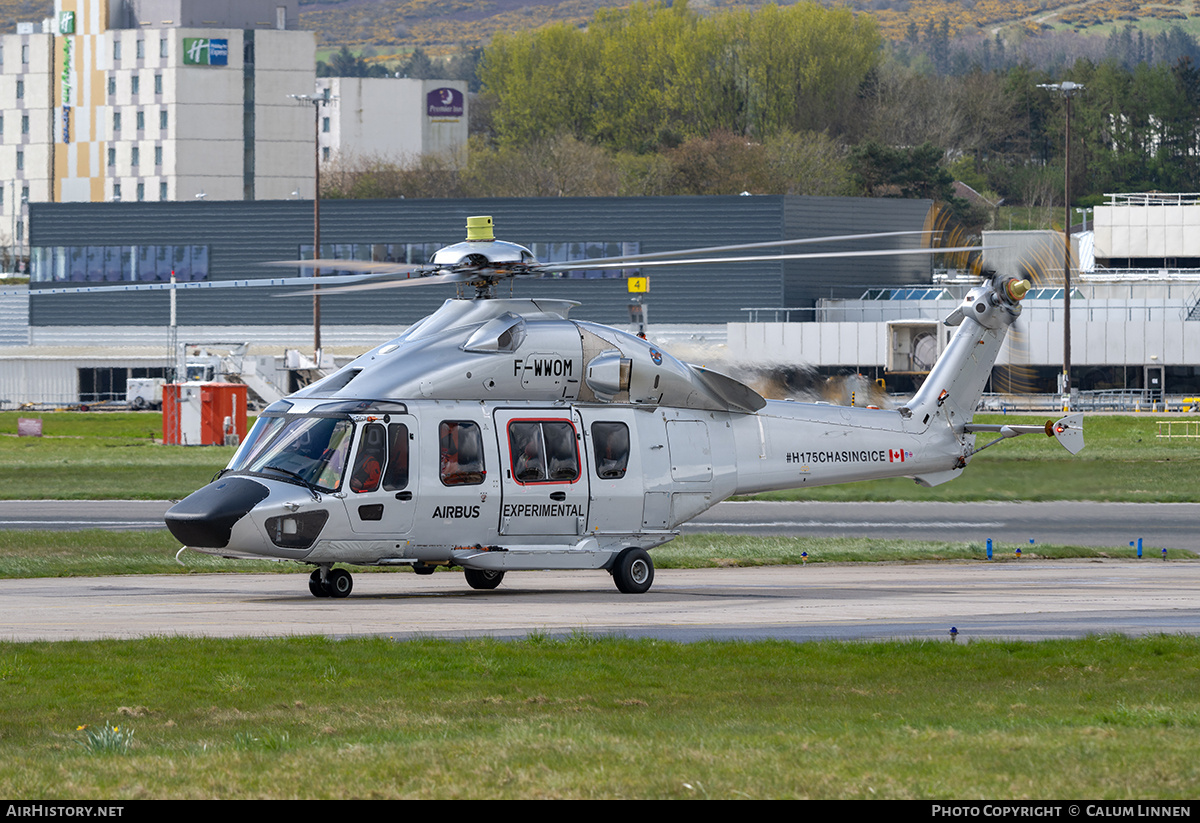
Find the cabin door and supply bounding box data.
[342,415,418,535]
[494,408,589,537]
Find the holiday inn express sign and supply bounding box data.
[59,11,74,143]
[183,38,228,65]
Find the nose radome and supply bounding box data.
[165,477,271,548]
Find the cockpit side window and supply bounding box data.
[440,421,485,486]
[591,421,630,479]
[383,422,410,491]
[350,422,386,494]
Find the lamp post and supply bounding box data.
[288,89,335,357]
[1038,80,1084,411]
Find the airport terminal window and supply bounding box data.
[591,422,630,479]
[531,241,641,279]
[32,245,210,283]
[298,242,443,274]
[78,366,169,403]
[439,421,485,486]
[295,240,638,279]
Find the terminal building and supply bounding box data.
[2,191,1199,408]
[0,0,469,271]
[0,0,314,231]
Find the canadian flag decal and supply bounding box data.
[888,449,909,462]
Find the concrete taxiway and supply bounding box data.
[2,499,1199,553]
[1,560,1196,643]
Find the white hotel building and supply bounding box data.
[0,0,315,254]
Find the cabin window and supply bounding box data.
[439,421,485,486]
[590,422,630,479]
[508,420,579,484]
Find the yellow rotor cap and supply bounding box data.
[466,215,494,242]
[1006,278,1031,302]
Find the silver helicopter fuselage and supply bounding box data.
[165,268,1068,582]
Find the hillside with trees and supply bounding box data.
[316,1,1200,236]
[4,0,1200,226]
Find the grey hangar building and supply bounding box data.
[9,193,1199,408]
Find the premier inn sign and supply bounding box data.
[426,87,464,118]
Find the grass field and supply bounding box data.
[1,528,1190,581]
[0,411,1196,799]
[0,634,1198,799]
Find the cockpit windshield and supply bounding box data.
[232,416,354,492]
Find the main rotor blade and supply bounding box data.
[541,244,985,273]
[276,269,479,297]
[548,230,939,269]
[8,274,379,297]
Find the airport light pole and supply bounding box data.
[288,89,335,356]
[1038,80,1084,410]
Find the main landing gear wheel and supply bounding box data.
[412,563,436,576]
[310,568,353,598]
[612,548,654,594]
[464,568,505,590]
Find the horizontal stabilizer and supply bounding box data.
[965,413,1085,455]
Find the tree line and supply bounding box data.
[321,1,1200,232]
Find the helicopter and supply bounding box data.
[163,216,1085,598]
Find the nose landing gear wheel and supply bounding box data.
[309,569,330,598]
[325,568,353,598]
[612,548,654,594]
[310,568,353,598]
[464,568,505,590]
